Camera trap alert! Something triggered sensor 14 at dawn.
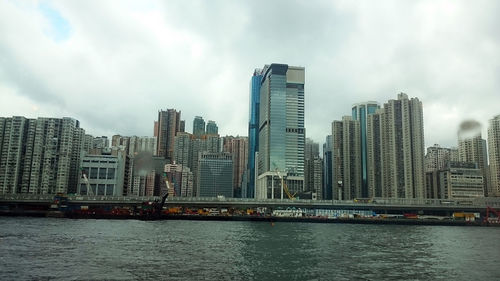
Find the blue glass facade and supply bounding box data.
[352,102,379,198]
[246,70,262,198]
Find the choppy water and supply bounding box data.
[1,217,499,280]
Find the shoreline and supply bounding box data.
[0,210,489,226]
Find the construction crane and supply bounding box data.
[272,162,296,200]
[82,172,94,196]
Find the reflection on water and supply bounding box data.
[0,217,499,280]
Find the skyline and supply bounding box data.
[1,1,499,148]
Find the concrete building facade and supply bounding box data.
[488,115,500,197]
[332,116,361,200]
[0,116,84,195]
[458,134,489,196]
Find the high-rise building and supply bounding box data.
[197,152,233,197]
[192,116,206,137]
[352,102,379,198]
[206,120,218,135]
[323,135,333,200]
[223,136,248,197]
[157,109,181,162]
[179,120,185,133]
[112,135,157,157]
[256,64,305,199]
[165,163,194,197]
[0,116,84,195]
[174,132,192,166]
[365,94,425,199]
[332,116,361,200]
[488,115,500,197]
[128,154,167,196]
[458,134,488,196]
[425,144,459,172]
[366,111,383,198]
[305,138,322,199]
[93,136,109,149]
[247,68,263,198]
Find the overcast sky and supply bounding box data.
[1,0,499,149]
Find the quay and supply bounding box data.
[1,194,499,226]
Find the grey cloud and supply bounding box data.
[0,0,499,149]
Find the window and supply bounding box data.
[80,184,87,195]
[107,168,115,179]
[98,184,106,195]
[106,184,114,195]
[90,184,97,195]
[99,168,107,179]
[90,168,98,179]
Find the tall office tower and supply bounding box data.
[458,134,488,196]
[323,135,333,200]
[489,115,500,197]
[165,163,194,197]
[352,102,380,198]
[193,116,206,137]
[0,116,84,195]
[425,144,459,172]
[256,64,305,199]
[332,116,361,200]
[206,120,218,135]
[157,109,181,162]
[247,68,263,198]
[197,152,233,197]
[222,136,248,197]
[305,138,322,199]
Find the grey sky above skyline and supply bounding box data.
[1,1,499,149]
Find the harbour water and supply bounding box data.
[1,217,499,280]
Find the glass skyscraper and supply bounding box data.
[206,120,218,135]
[256,64,305,199]
[192,116,205,137]
[352,102,379,198]
[246,69,262,198]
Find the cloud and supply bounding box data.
[0,0,498,150]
